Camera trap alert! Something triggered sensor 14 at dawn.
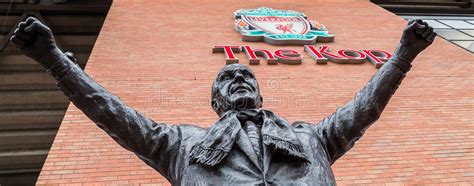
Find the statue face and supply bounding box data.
[212,64,262,115]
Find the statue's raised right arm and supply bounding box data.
[10,17,181,179]
[314,19,436,164]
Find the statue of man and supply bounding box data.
[11,17,435,185]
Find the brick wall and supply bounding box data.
[37,0,474,185]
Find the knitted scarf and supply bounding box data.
[190,109,308,166]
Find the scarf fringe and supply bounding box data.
[263,135,308,161]
[189,146,228,167]
[189,109,310,167]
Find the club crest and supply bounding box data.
[234,7,334,45]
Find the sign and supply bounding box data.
[215,7,393,68]
[213,45,392,68]
[234,7,334,45]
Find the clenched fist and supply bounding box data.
[10,17,62,69]
[399,19,437,57]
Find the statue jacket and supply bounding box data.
[51,59,409,185]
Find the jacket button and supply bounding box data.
[266,178,274,183]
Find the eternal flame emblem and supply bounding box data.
[234,7,335,45]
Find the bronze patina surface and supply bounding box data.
[11,17,435,185]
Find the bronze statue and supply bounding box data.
[11,17,436,185]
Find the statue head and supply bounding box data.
[211,64,263,116]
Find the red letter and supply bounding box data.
[213,46,241,64]
[274,49,302,65]
[318,45,349,64]
[304,45,327,64]
[337,49,367,64]
[362,49,392,68]
[305,45,352,64]
[243,45,278,65]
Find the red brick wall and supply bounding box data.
[37,0,474,185]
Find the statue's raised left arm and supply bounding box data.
[314,19,436,164]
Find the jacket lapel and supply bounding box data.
[235,129,262,172]
[262,142,272,176]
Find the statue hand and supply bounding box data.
[10,17,61,69]
[399,19,436,57]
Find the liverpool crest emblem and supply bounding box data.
[234,7,334,45]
